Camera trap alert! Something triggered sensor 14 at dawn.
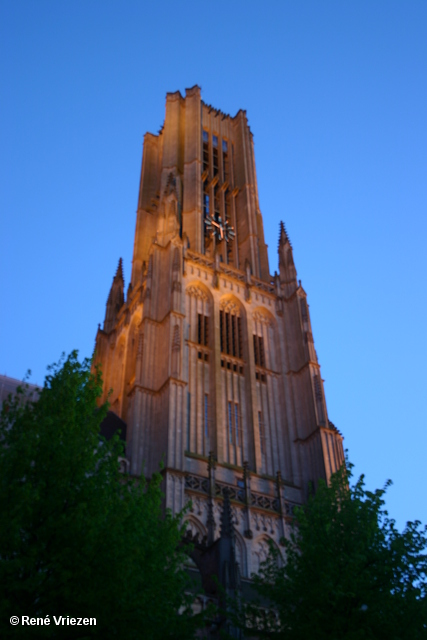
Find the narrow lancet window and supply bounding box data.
[214,184,220,221]
[220,310,243,357]
[253,335,265,367]
[213,135,219,176]
[203,191,210,217]
[203,130,209,173]
[197,314,209,346]
[222,139,229,182]
[300,298,308,322]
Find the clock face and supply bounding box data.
[204,215,235,243]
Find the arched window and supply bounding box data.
[184,515,207,543]
[252,309,280,474]
[251,536,281,576]
[185,285,212,455]
[186,285,211,347]
[220,300,243,359]
[219,297,246,465]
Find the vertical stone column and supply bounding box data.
[182,86,202,252]
[207,451,217,545]
[131,134,161,286]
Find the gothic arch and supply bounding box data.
[219,294,248,362]
[183,515,207,543]
[251,534,282,576]
[182,516,206,572]
[218,294,248,466]
[185,282,214,457]
[185,280,214,304]
[252,305,276,325]
[219,293,247,319]
[185,282,213,346]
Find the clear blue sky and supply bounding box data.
[1,1,426,530]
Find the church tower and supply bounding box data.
[93,86,344,578]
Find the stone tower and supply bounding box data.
[93,86,344,579]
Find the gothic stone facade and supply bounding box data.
[93,86,344,579]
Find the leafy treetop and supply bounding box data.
[246,462,427,640]
[0,352,202,639]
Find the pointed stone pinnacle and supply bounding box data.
[115,258,124,281]
[278,221,292,248]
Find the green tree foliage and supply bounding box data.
[0,352,200,639]
[248,464,427,640]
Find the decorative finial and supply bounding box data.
[278,221,292,248]
[208,451,217,472]
[243,461,249,482]
[115,258,124,281]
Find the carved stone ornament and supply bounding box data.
[252,538,273,573]
[191,496,205,516]
[172,280,182,293]
[231,505,244,527]
[219,299,240,315]
[186,285,209,301]
[253,310,273,326]
[251,512,275,534]
[164,172,178,199]
[172,324,181,351]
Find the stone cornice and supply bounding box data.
[127,377,187,398]
[184,453,299,490]
[286,360,320,377]
[294,423,343,445]
[142,310,186,327]
[185,251,277,300]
